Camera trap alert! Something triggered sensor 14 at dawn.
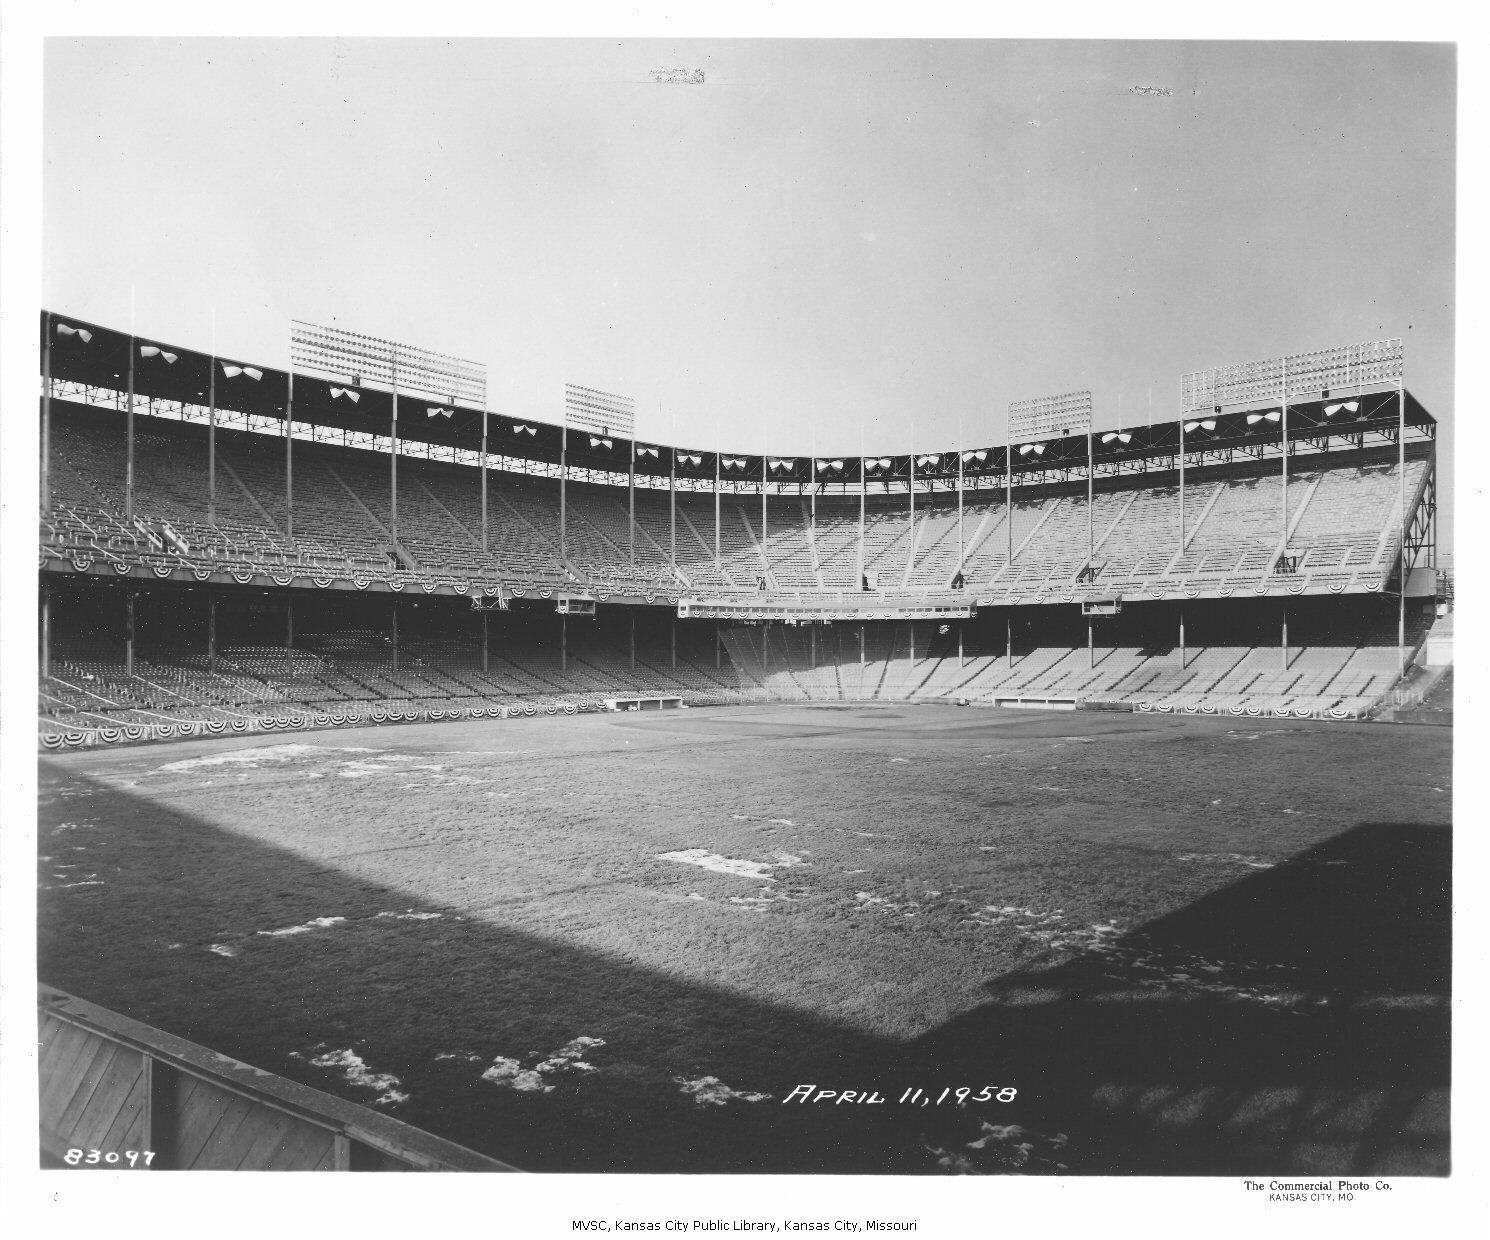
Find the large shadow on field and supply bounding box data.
[38,762,1448,1174]
[903,822,1451,1175]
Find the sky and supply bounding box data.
[42,38,1456,534]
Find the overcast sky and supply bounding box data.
[43,38,1454,537]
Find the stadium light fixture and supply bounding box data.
[637,446,660,460]
[768,458,794,473]
[1323,401,1360,417]
[677,451,701,466]
[915,453,940,470]
[721,456,749,471]
[960,449,989,464]
[513,423,538,436]
[55,322,93,343]
[815,458,845,473]
[328,387,361,403]
[427,406,455,419]
[864,457,893,474]
[1245,410,1282,426]
[1183,419,1217,434]
[1100,431,1133,445]
[1017,443,1046,456]
[221,363,262,381]
[591,436,615,450]
[139,345,178,363]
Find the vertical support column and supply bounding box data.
[958,623,964,670]
[1006,614,1012,664]
[909,621,915,664]
[1398,380,1407,675]
[629,438,636,569]
[713,446,721,573]
[286,595,294,679]
[207,353,217,526]
[40,581,51,679]
[760,446,768,579]
[391,598,399,674]
[126,333,136,523]
[715,620,720,670]
[763,621,769,672]
[1280,360,1289,563]
[669,452,677,573]
[482,610,489,674]
[1005,435,1013,565]
[1281,607,1288,672]
[630,611,636,672]
[1179,609,1186,671]
[670,618,676,671]
[1088,618,1094,669]
[390,368,400,553]
[41,312,52,514]
[560,422,567,572]
[811,623,816,670]
[1178,415,1186,553]
[207,595,216,671]
[285,372,295,541]
[957,435,965,582]
[858,448,866,591]
[1087,427,1094,570]
[480,401,489,559]
[125,589,135,675]
[561,613,567,674]
[859,622,865,669]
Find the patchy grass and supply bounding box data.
[37,704,1451,1174]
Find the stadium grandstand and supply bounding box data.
[38,312,1445,749]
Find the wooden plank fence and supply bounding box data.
[39,985,517,1171]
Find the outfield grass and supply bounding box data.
[37,703,1451,1174]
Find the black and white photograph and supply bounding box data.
[2,7,1479,1236]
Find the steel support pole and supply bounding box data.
[859,622,865,668]
[629,440,636,569]
[125,590,135,675]
[811,622,816,670]
[1088,618,1094,669]
[1280,359,1289,560]
[208,595,216,672]
[390,368,400,554]
[40,582,50,679]
[630,611,636,672]
[560,423,567,571]
[207,354,217,526]
[1179,416,1186,552]
[1006,436,1013,565]
[482,611,489,675]
[1006,614,1012,664]
[285,373,295,541]
[1087,428,1094,571]
[714,450,721,572]
[480,401,489,559]
[858,451,866,591]
[715,620,720,670]
[1179,609,1185,671]
[1398,381,1407,675]
[126,337,136,523]
[562,614,567,674]
[391,599,399,674]
[670,454,676,573]
[958,624,964,669]
[671,618,676,671]
[41,313,51,514]
[287,596,294,678]
[1281,607,1288,672]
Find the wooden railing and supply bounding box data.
[38,986,517,1171]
